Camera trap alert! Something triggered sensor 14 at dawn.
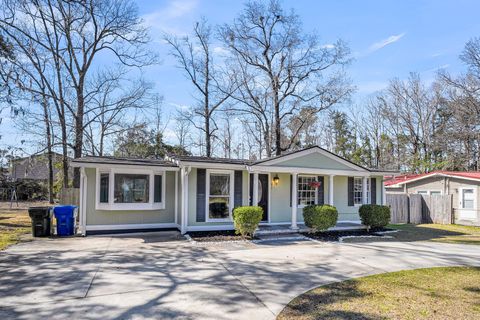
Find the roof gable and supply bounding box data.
[254,146,368,171]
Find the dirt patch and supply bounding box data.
[187,230,259,242]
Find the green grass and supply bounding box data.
[0,209,31,250]
[278,267,480,320]
[389,224,480,245]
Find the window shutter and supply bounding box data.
[234,171,243,208]
[317,176,324,205]
[196,169,206,222]
[249,173,253,206]
[371,177,377,204]
[348,177,354,207]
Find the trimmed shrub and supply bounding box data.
[359,204,391,231]
[303,204,338,232]
[233,206,263,238]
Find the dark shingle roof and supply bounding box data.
[72,156,177,167]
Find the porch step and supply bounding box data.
[255,225,310,236]
[255,232,308,242]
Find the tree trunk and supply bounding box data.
[42,96,54,204]
[73,85,84,188]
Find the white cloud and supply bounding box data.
[141,0,198,36]
[368,33,406,53]
[321,44,335,49]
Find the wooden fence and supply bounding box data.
[386,193,452,224]
[59,188,80,206]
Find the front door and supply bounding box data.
[458,187,476,220]
[249,174,269,222]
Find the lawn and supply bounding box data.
[278,267,480,320]
[0,209,31,250]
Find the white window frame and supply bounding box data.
[95,168,166,211]
[417,190,428,195]
[428,190,442,195]
[297,175,318,208]
[206,169,234,222]
[353,177,363,206]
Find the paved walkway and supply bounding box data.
[0,232,479,319]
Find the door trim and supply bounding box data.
[458,187,477,220]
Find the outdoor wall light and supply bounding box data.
[272,174,280,186]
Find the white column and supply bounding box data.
[181,167,189,234]
[252,172,259,206]
[291,173,298,229]
[329,174,334,205]
[362,176,369,204]
[80,167,87,236]
[381,179,386,205]
[174,170,178,225]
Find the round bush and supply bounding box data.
[233,206,263,238]
[359,204,391,231]
[303,204,338,232]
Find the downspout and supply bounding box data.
[80,167,87,236]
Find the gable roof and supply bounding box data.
[253,146,371,172]
[385,171,480,187]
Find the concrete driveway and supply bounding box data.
[1,232,479,320]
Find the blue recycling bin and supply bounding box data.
[54,205,78,236]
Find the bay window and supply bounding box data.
[207,170,234,220]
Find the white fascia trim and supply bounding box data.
[178,161,247,170]
[186,225,235,232]
[250,165,372,176]
[388,173,480,187]
[256,147,367,172]
[72,162,179,171]
[86,223,180,231]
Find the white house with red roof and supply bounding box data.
[385,171,480,226]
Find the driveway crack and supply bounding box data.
[83,237,113,298]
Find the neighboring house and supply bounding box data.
[10,152,72,182]
[385,171,480,226]
[71,146,395,235]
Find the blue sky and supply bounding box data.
[2,0,480,156]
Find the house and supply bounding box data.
[385,171,480,226]
[71,146,395,235]
[10,152,72,182]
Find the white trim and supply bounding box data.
[80,167,87,236]
[458,187,477,220]
[86,223,179,231]
[387,172,480,187]
[329,174,334,205]
[427,190,442,195]
[95,168,166,211]
[252,172,259,207]
[254,147,368,172]
[174,171,178,225]
[177,161,246,170]
[205,169,235,222]
[72,161,178,171]
[251,165,372,176]
[267,173,271,223]
[291,172,298,229]
[181,167,190,234]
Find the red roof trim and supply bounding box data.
[385,171,480,186]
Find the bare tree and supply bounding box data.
[173,111,192,153]
[220,0,352,156]
[164,19,235,157]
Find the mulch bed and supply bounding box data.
[187,230,259,242]
[302,227,392,242]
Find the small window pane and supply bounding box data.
[209,197,230,219]
[114,174,149,203]
[430,191,441,196]
[417,191,428,195]
[210,174,230,195]
[100,173,109,203]
[354,178,363,205]
[154,175,162,203]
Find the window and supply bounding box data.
[354,177,363,205]
[100,173,109,203]
[462,189,474,209]
[96,169,165,210]
[429,191,441,196]
[114,174,149,203]
[417,191,428,195]
[298,176,317,206]
[208,171,232,220]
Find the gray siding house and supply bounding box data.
[385,171,480,226]
[72,146,393,235]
